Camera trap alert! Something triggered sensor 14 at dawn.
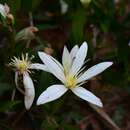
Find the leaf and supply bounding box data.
[0,120,12,130]
[36,24,58,30]
[31,0,42,11]
[63,124,80,130]
[0,101,21,112]
[70,7,86,44]
[41,117,58,130]
[0,83,14,96]
[21,0,42,11]
[8,0,21,15]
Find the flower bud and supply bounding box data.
[80,0,92,7]
[15,26,38,42]
[7,14,14,25]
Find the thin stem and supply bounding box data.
[16,85,25,95]
[29,12,34,27]
[11,89,16,101]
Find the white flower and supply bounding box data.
[128,41,130,46]
[10,53,48,110]
[0,3,14,24]
[60,0,68,14]
[37,42,113,107]
[0,3,10,18]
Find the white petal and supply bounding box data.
[60,0,68,14]
[62,46,71,72]
[70,45,79,60]
[39,52,64,71]
[29,63,49,72]
[72,86,103,107]
[70,41,88,75]
[46,52,64,71]
[37,85,68,105]
[38,52,65,83]
[23,73,35,110]
[4,3,10,14]
[51,56,64,71]
[0,4,6,18]
[77,62,113,83]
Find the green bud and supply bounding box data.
[80,0,92,7]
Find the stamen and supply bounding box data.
[65,74,77,89]
[9,53,32,74]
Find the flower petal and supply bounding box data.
[62,46,71,72]
[0,4,6,18]
[77,62,113,83]
[38,52,65,83]
[70,45,79,60]
[60,0,68,14]
[29,63,49,72]
[49,53,64,71]
[37,85,68,105]
[4,3,10,14]
[72,86,103,107]
[70,41,88,75]
[23,73,35,110]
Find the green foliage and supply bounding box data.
[0,0,130,129]
[0,83,14,95]
[70,7,87,44]
[0,101,21,112]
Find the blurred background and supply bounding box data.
[0,0,130,130]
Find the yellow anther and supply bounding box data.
[9,53,32,74]
[16,60,28,73]
[65,74,77,89]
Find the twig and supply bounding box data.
[78,114,93,125]
[29,12,34,27]
[27,112,39,130]
[16,84,25,95]
[26,12,34,48]
[12,109,26,126]
[11,89,16,101]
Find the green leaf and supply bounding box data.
[0,101,21,112]
[63,124,80,130]
[8,0,21,15]
[0,120,12,130]
[41,117,58,130]
[0,83,14,96]
[36,24,58,30]
[70,7,86,44]
[21,0,42,11]
[31,0,42,11]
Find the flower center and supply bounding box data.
[65,74,77,89]
[9,54,32,74]
[16,60,28,73]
